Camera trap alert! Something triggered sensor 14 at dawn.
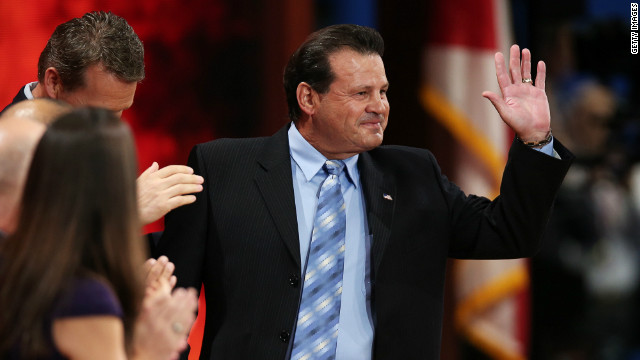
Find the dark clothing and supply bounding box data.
[7,277,122,359]
[156,124,574,360]
[1,86,29,115]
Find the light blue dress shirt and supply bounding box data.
[288,123,374,360]
[287,122,555,360]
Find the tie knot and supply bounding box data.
[323,160,345,176]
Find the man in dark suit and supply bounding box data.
[156,24,573,359]
[1,11,204,226]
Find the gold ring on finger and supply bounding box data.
[171,322,184,334]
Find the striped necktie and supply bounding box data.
[291,160,346,360]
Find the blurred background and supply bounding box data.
[1,0,638,359]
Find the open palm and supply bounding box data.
[483,45,551,142]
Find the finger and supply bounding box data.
[148,174,204,197]
[170,292,198,332]
[482,91,508,119]
[186,288,199,309]
[171,287,198,310]
[169,275,177,290]
[170,288,189,307]
[177,339,189,352]
[165,195,197,212]
[535,60,546,91]
[158,276,174,295]
[494,52,511,93]
[160,261,175,281]
[521,48,532,82]
[157,255,169,266]
[144,258,156,273]
[165,184,204,199]
[145,258,165,284]
[150,256,169,275]
[509,44,522,84]
[155,165,195,179]
[139,162,159,178]
[161,174,204,189]
[175,340,188,355]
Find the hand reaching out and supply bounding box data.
[137,162,204,225]
[482,44,551,143]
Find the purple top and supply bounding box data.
[53,277,123,319]
[8,276,123,359]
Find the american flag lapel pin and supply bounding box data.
[383,193,393,201]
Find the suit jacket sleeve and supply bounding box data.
[155,144,209,289]
[443,138,574,259]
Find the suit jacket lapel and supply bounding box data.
[358,151,396,275]
[255,125,301,269]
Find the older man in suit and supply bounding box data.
[156,24,573,360]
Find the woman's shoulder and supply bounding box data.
[52,276,123,319]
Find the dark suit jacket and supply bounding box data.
[0,86,29,115]
[156,124,573,360]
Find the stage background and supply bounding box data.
[1,0,638,359]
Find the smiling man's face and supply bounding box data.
[301,48,390,160]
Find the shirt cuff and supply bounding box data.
[532,138,559,158]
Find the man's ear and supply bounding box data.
[296,82,320,117]
[42,68,63,99]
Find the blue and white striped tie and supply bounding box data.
[291,160,346,360]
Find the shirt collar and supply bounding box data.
[24,81,38,100]
[288,122,359,188]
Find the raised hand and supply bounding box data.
[482,44,551,143]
